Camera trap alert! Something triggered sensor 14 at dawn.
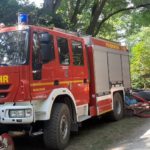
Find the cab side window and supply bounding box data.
[39,32,55,63]
[57,37,70,65]
[72,41,84,66]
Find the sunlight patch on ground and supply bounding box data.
[140,129,150,139]
[110,129,150,150]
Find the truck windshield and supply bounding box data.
[0,30,29,66]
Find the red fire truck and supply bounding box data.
[0,15,130,150]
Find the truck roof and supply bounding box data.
[83,36,127,52]
[0,25,127,51]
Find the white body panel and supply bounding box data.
[32,88,77,121]
[108,53,122,83]
[122,55,131,88]
[0,88,78,124]
[92,47,110,94]
[0,102,33,124]
[92,45,130,95]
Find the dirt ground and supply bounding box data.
[14,116,150,150]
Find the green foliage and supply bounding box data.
[0,0,66,29]
[0,0,150,41]
[130,27,150,89]
[0,0,19,25]
[56,0,150,40]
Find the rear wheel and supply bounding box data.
[110,93,124,121]
[43,103,71,150]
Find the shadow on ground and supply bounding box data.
[14,116,149,150]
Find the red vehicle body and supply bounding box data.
[0,25,130,150]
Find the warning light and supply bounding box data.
[18,13,28,25]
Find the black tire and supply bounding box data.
[110,93,124,121]
[43,103,71,150]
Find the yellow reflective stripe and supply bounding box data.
[31,82,53,87]
[69,80,83,84]
[30,80,84,87]
[59,81,70,84]
[33,88,46,92]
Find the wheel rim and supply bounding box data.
[60,114,68,140]
[116,100,121,115]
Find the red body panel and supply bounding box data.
[29,26,90,106]
[0,25,126,117]
[0,67,19,103]
[86,46,96,106]
[97,99,112,114]
[92,38,127,51]
[0,66,31,103]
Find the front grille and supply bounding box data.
[0,84,10,90]
[0,93,8,98]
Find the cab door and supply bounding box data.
[70,39,89,105]
[52,36,72,89]
[30,29,56,99]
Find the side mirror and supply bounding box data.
[40,43,50,63]
[39,33,54,63]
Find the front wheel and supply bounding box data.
[110,93,124,121]
[43,103,71,150]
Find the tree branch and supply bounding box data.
[70,0,88,27]
[94,3,150,36]
[70,0,81,23]
[86,0,108,35]
[53,0,61,13]
[79,0,88,12]
[43,0,61,14]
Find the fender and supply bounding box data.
[111,86,125,98]
[111,86,125,109]
[32,88,77,122]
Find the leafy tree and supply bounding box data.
[130,27,150,89]
[1,0,150,41]
[0,0,19,25]
[18,0,66,28]
[43,0,61,14]
[45,0,150,39]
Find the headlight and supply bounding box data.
[9,109,32,118]
[25,109,32,117]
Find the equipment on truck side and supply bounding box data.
[125,92,150,118]
[0,14,130,150]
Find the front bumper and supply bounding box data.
[0,105,34,124]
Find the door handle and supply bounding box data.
[83,79,88,83]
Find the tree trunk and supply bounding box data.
[93,3,150,36]
[43,0,61,14]
[70,0,81,25]
[86,0,107,35]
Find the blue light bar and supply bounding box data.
[18,13,28,25]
